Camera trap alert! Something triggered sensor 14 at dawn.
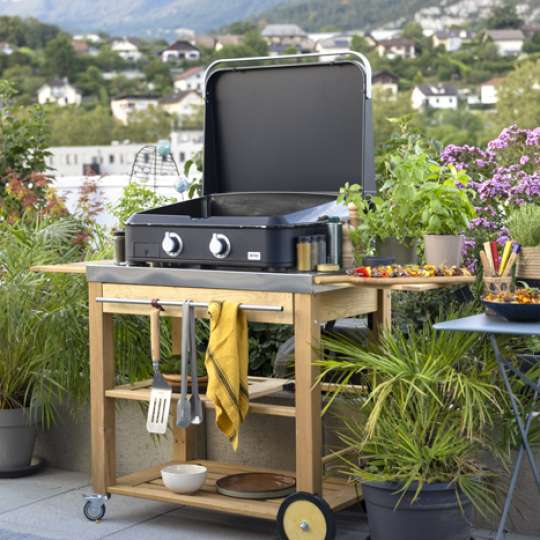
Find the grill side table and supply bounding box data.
[434,314,540,540]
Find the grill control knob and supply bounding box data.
[209,233,231,259]
[162,232,183,256]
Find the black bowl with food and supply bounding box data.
[482,300,540,322]
[483,288,540,322]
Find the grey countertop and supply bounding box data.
[434,313,540,336]
[86,262,343,294]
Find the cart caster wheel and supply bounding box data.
[277,492,336,540]
[83,500,106,521]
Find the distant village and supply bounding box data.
[1,13,537,179]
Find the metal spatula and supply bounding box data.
[188,302,204,425]
[146,306,172,434]
[176,301,192,428]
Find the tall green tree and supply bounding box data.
[495,59,540,130]
[486,0,523,29]
[44,34,78,79]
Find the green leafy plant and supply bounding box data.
[506,204,540,247]
[317,325,505,516]
[415,165,476,235]
[109,181,175,227]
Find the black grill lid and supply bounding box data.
[203,59,375,196]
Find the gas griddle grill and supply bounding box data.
[126,51,375,270]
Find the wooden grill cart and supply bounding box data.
[32,261,474,539]
[33,261,394,540]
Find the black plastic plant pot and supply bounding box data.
[362,481,473,540]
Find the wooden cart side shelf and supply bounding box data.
[30,260,112,274]
[108,460,360,521]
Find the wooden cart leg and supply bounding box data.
[170,316,207,462]
[89,282,116,493]
[371,289,392,340]
[294,294,322,495]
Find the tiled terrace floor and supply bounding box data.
[0,468,536,540]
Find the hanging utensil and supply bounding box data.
[188,302,204,425]
[176,301,192,428]
[146,305,172,434]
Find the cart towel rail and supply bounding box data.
[96,297,283,312]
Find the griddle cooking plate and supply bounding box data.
[216,472,296,499]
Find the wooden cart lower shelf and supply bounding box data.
[105,377,296,417]
[108,460,360,521]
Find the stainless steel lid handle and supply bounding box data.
[204,50,372,99]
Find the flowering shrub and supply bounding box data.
[440,125,540,267]
[0,80,66,222]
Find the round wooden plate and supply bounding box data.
[216,472,296,499]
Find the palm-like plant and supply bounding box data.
[318,325,505,517]
[0,217,176,424]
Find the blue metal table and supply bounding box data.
[434,314,540,540]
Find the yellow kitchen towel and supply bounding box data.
[205,301,249,450]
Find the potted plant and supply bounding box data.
[317,325,501,540]
[338,183,418,265]
[417,164,475,267]
[507,204,540,282]
[0,215,103,475]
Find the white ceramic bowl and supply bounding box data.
[161,464,207,494]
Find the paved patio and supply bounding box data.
[0,468,536,540]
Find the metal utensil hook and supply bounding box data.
[150,298,165,311]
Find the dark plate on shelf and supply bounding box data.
[216,472,296,499]
[482,300,540,322]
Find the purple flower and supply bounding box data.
[441,123,540,268]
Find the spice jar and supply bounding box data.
[113,230,126,265]
[296,236,311,272]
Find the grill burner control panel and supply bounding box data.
[162,232,183,256]
[209,233,231,259]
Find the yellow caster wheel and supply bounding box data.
[277,492,336,540]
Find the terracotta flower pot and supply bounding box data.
[423,234,464,267]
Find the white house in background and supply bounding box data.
[73,33,102,44]
[432,29,474,52]
[47,131,204,227]
[161,40,200,62]
[159,91,203,118]
[46,130,204,179]
[111,38,142,62]
[0,41,14,55]
[376,38,416,59]
[480,77,505,105]
[38,79,82,106]
[484,29,525,56]
[214,34,242,51]
[368,29,402,42]
[373,70,399,99]
[174,66,205,93]
[102,70,145,81]
[315,34,353,60]
[110,94,159,124]
[411,84,458,110]
[262,24,307,45]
